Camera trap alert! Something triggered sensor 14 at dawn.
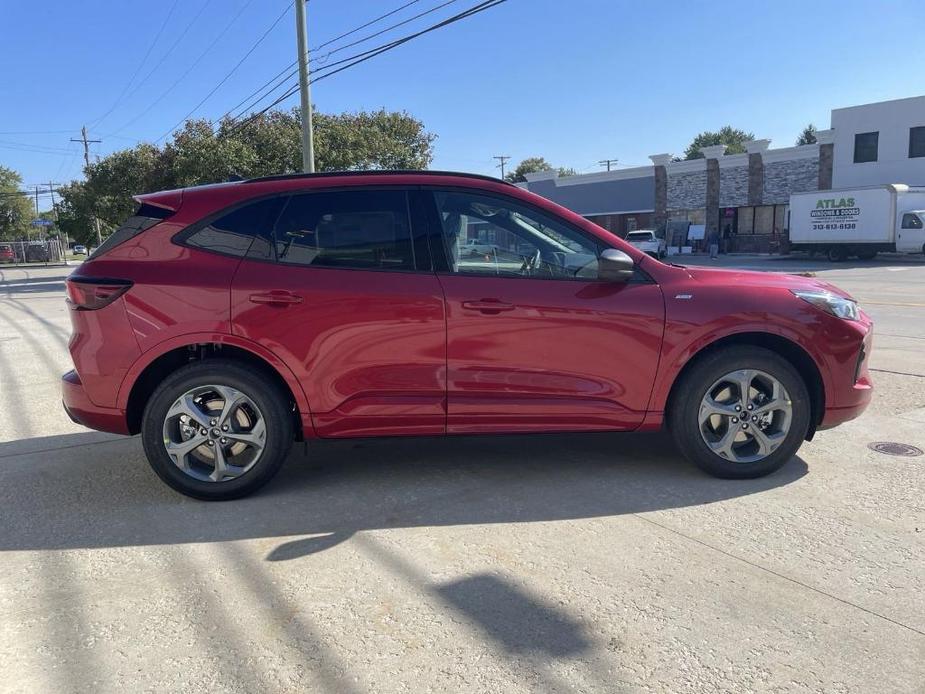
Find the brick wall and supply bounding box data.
[763,158,819,203]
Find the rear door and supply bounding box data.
[230,188,447,438]
[425,188,665,434]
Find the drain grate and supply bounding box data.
[868,441,924,457]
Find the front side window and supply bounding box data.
[854,131,879,163]
[909,126,925,158]
[185,197,284,259]
[273,190,414,270]
[901,213,923,229]
[432,190,601,280]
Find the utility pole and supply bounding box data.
[294,0,315,172]
[48,182,68,264]
[493,155,511,179]
[599,158,619,171]
[71,125,103,247]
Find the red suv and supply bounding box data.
[62,171,873,500]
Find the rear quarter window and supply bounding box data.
[90,203,174,259]
[181,197,285,260]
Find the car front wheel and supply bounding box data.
[668,346,810,478]
[141,360,294,500]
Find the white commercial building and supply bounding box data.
[831,95,925,187]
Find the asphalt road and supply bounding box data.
[0,258,923,693]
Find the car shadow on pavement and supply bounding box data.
[0,430,807,554]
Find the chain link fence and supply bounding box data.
[0,239,67,266]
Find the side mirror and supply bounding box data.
[598,248,635,282]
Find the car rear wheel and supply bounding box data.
[141,360,294,500]
[668,346,810,478]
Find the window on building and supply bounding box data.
[909,126,925,159]
[901,213,923,229]
[738,207,755,234]
[853,132,879,163]
[273,190,415,270]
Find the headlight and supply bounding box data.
[791,289,860,321]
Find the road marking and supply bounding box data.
[860,300,925,307]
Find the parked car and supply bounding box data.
[24,242,48,262]
[62,171,873,500]
[73,244,87,255]
[0,244,14,263]
[625,229,667,259]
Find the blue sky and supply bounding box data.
[2,0,924,209]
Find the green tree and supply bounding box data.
[54,108,436,245]
[504,157,575,183]
[796,123,817,146]
[683,126,755,160]
[0,166,33,240]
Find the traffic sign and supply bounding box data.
[31,219,54,227]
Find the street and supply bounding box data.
[1,257,923,693]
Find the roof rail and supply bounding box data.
[244,169,514,186]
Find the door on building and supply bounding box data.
[424,187,665,434]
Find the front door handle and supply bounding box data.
[461,299,515,314]
[249,290,303,306]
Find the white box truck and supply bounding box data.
[789,184,925,261]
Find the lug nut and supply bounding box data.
[210,419,217,426]
[206,440,214,446]
[200,428,207,436]
[731,417,739,423]
[752,415,758,422]
[220,437,227,444]
[747,404,754,411]
[735,405,742,412]
[222,425,228,432]
[741,423,749,429]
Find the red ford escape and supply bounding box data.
[62,171,873,500]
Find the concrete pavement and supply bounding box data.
[0,261,923,693]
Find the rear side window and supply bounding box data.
[90,203,173,259]
[185,197,284,260]
[273,190,414,270]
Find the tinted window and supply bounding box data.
[901,213,923,229]
[432,190,601,280]
[909,126,925,159]
[854,132,878,163]
[273,190,414,270]
[186,198,284,259]
[90,203,173,259]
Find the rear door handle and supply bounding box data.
[248,290,303,306]
[461,299,515,314]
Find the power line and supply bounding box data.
[219,0,436,126]
[599,158,619,171]
[89,0,182,128]
[153,2,293,143]
[313,0,422,52]
[101,0,215,125]
[223,0,509,137]
[104,0,258,137]
[310,0,459,66]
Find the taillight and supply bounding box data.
[66,277,133,310]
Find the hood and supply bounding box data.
[679,265,855,300]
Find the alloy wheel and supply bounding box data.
[698,369,793,464]
[162,384,266,482]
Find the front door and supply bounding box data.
[426,188,665,434]
[231,188,446,438]
[897,212,925,253]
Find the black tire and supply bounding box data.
[826,246,848,262]
[667,346,810,479]
[141,359,294,500]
